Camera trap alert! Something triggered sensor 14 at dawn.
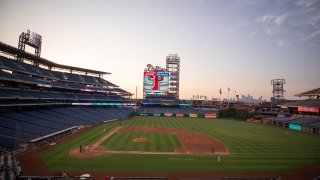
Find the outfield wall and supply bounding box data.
[138,112,217,118]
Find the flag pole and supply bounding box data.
[219,88,222,110]
[135,86,137,114]
[228,87,230,108]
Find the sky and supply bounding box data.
[0,0,319,100]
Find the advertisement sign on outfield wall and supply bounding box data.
[189,114,198,118]
[205,113,217,118]
[289,124,302,131]
[246,119,262,123]
[176,114,184,117]
[164,113,172,117]
[140,113,149,116]
[153,113,161,117]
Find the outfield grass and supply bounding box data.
[41,116,320,173]
[101,132,181,152]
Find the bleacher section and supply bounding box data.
[263,117,320,134]
[266,117,320,127]
[141,99,190,106]
[0,149,21,179]
[0,107,134,151]
[138,107,214,114]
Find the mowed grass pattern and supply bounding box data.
[102,132,181,152]
[41,116,320,173]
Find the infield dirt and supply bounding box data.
[69,126,229,158]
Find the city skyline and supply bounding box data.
[0,0,319,100]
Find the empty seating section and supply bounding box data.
[0,56,129,93]
[0,124,38,141]
[0,57,25,73]
[99,78,117,87]
[291,118,319,125]
[0,107,133,150]
[0,115,53,138]
[0,70,16,80]
[76,94,94,100]
[84,108,117,120]
[142,99,187,106]
[268,117,320,127]
[0,88,129,101]
[82,75,98,84]
[0,56,134,151]
[51,71,66,80]
[311,121,320,127]
[38,109,88,126]
[138,107,216,115]
[68,83,86,89]
[108,95,127,101]
[0,146,21,179]
[94,77,106,85]
[52,108,99,124]
[0,136,16,151]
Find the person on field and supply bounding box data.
[217,154,220,162]
[62,169,67,177]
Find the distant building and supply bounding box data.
[224,94,264,105]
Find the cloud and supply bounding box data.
[192,0,203,4]
[277,39,288,47]
[301,30,320,41]
[257,13,291,27]
[256,13,291,35]
[249,32,256,37]
[227,19,250,33]
[256,14,274,24]
[243,0,267,6]
[307,15,320,29]
[274,14,290,26]
[295,0,318,8]
[293,14,320,30]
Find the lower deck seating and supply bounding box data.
[0,107,134,150]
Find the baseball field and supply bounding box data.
[39,116,320,176]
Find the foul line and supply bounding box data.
[90,127,121,151]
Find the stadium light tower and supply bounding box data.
[271,79,286,103]
[17,29,42,63]
[166,54,180,99]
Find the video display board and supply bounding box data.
[143,71,169,95]
[289,124,302,131]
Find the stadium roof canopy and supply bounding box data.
[295,88,320,99]
[0,41,110,76]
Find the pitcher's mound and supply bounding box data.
[133,137,147,143]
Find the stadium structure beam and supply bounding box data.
[0,41,110,76]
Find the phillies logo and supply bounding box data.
[148,75,164,90]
